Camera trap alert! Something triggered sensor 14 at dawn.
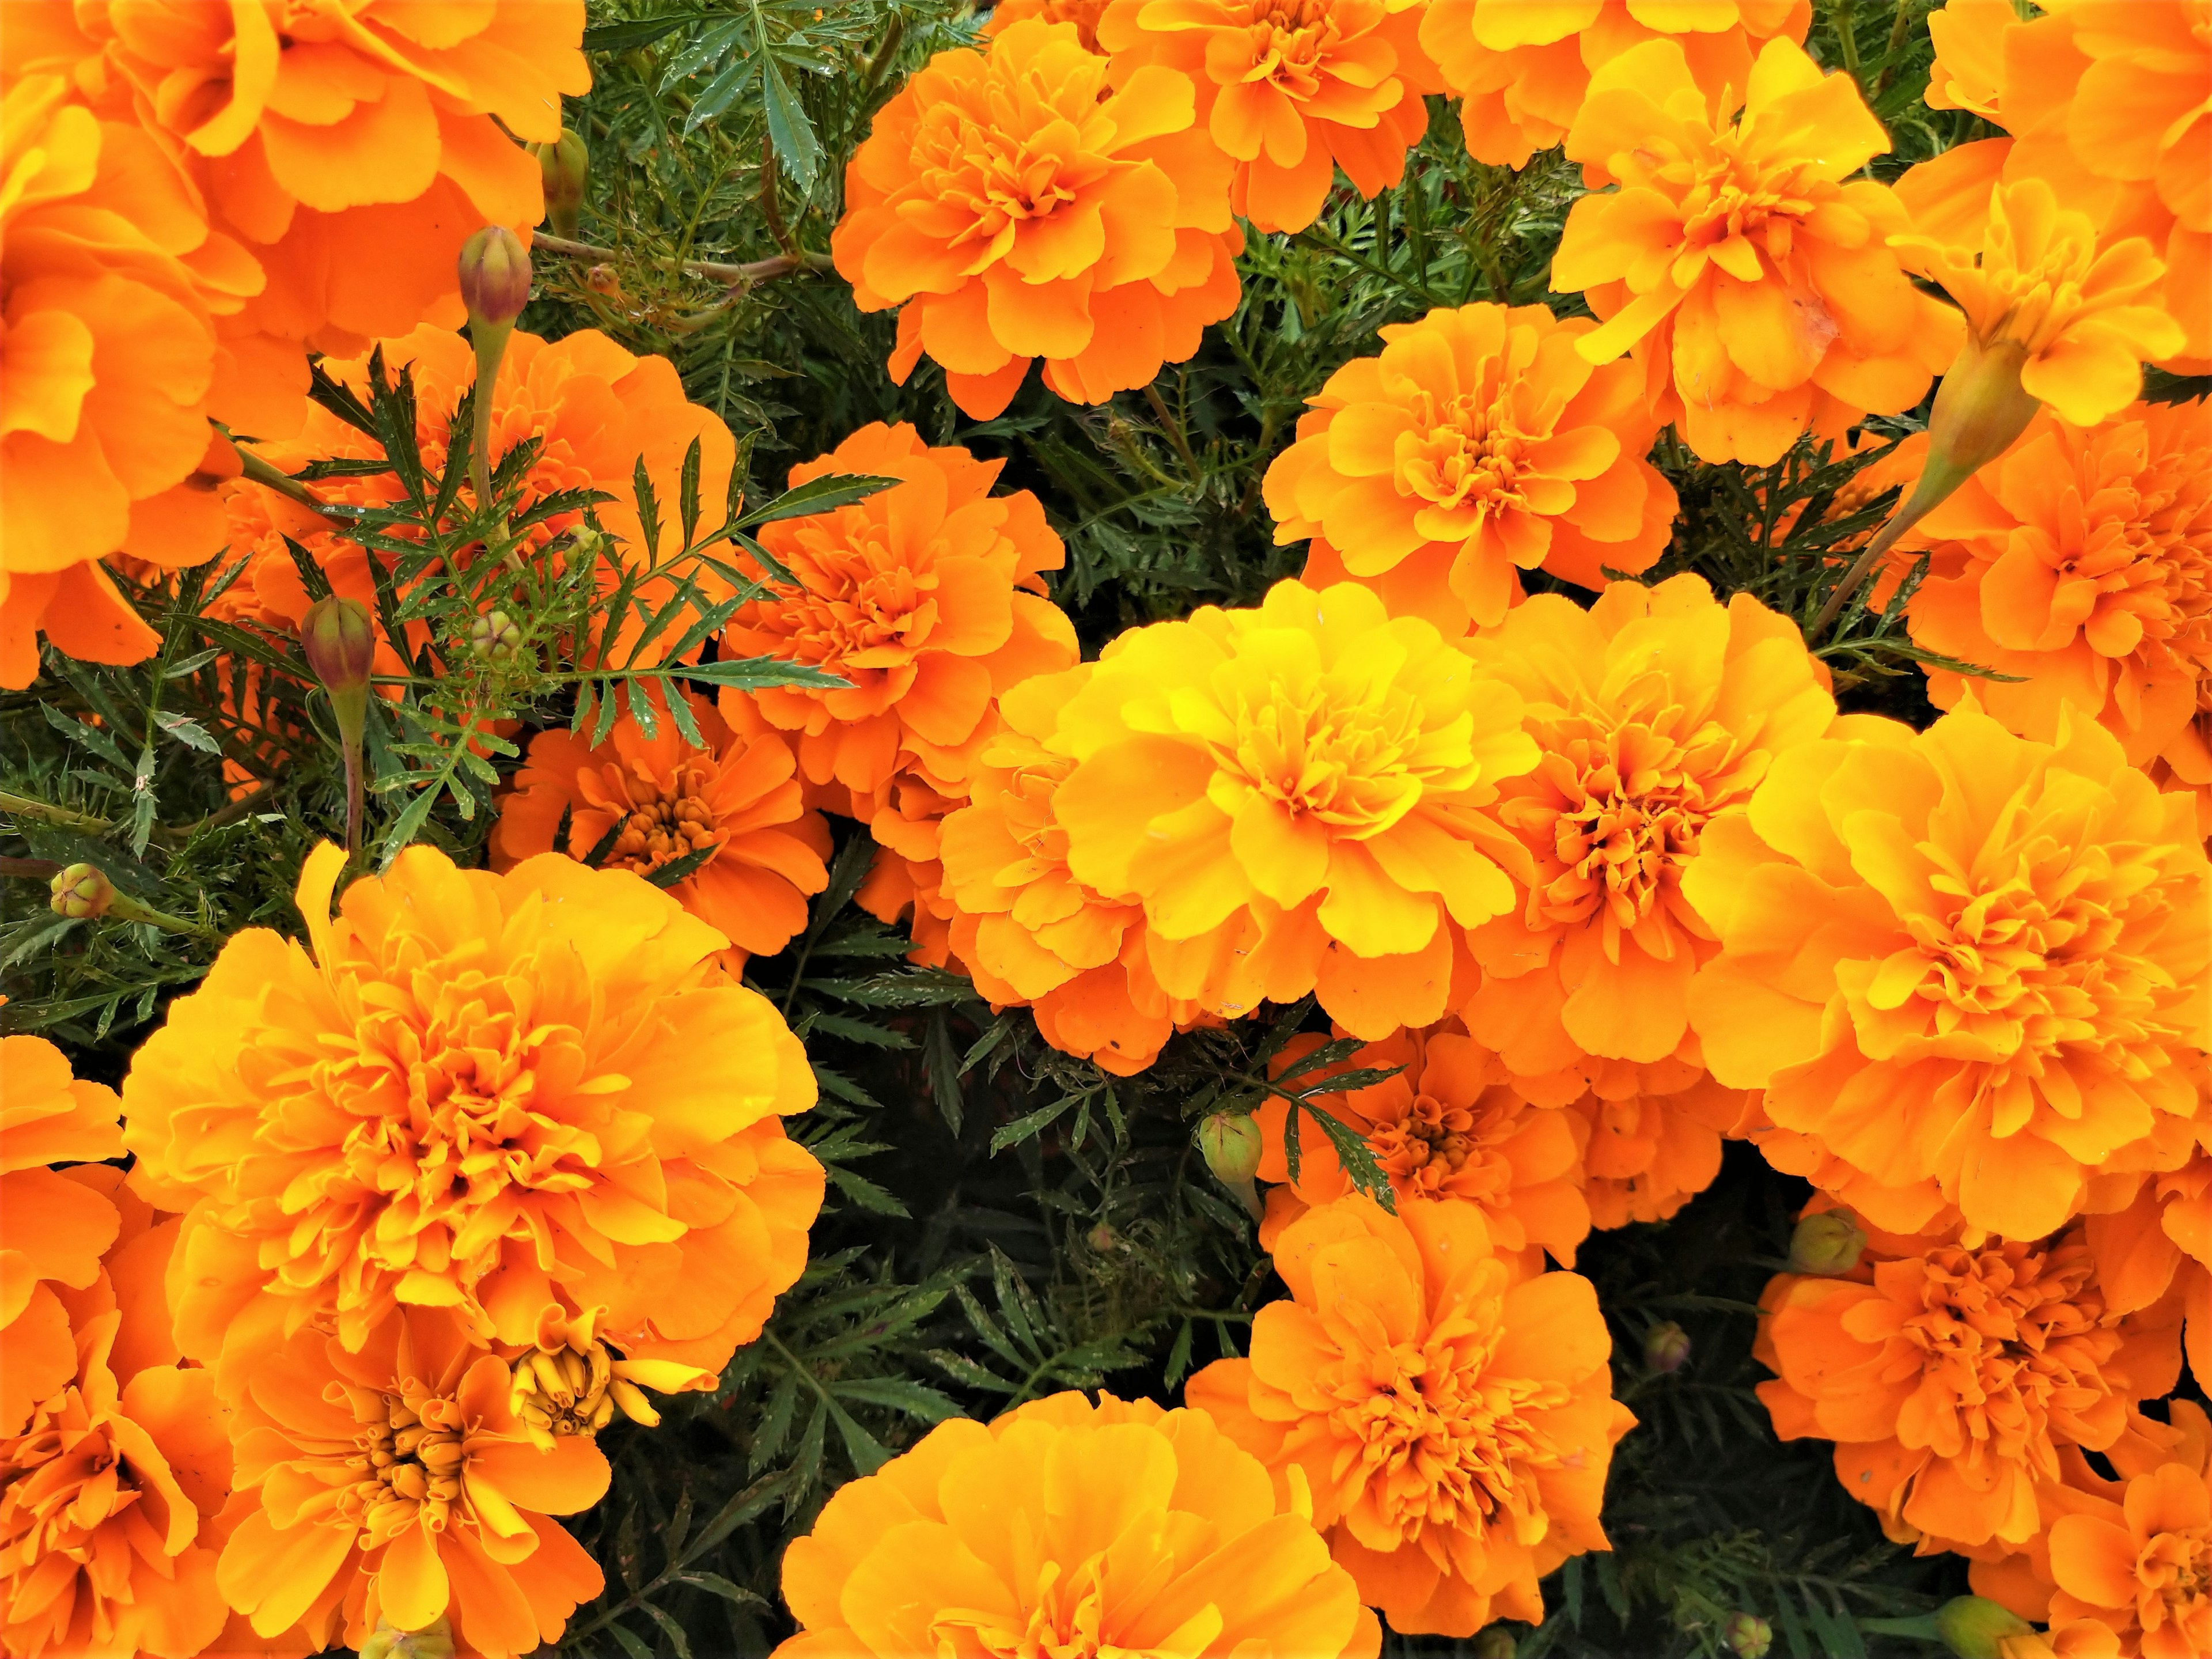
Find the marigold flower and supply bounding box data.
[1686,703,2212,1242]
[216,1307,607,1659]
[831,19,1243,419]
[1263,302,1678,631]
[1755,1222,2181,1552]
[1187,1195,1634,1635]
[1,1282,237,1658]
[1250,1025,1593,1268]
[1094,0,1440,234]
[1050,579,1538,1038]
[492,685,831,969]
[772,1388,1381,1657]
[1569,1067,1753,1229]
[1906,402,2212,769]
[939,664,1203,1074]
[1461,575,1838,1075]
[1550,37,1961,466]
[1,1036,124,1436]
[0,77,253,687]
[720,422,1077,818]
[984,0,1113,49]
[853,772,968,971]
[120,841,824,1379]
[1419,0,1811,172]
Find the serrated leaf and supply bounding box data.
[759,51,823,190]
[738,472,900,528]
[643,841,717,888]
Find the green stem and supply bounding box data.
[236,447,340,525]
[0,790,114,834]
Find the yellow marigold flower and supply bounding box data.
[1419,0,1812,172]
[1263,301,1678,632]
[1550,37,1962,465]
[1896,179,2187,432]
[772,1388,1381,1657]
[491,684,832,970]
[1756,1219,2180,1552]
[1685,703,2212,1243]
[0,1035,124,1436]
[120,842,824,1378]
[831,20,1243,418]
[1251,1024,1593,1270]
[1461,574,1838,1077]
[1906,401,2212,768]
[1096,0,1441,234]
[1050,579,1539,1039]
[216,1308,608,1659]
[1187,1195,1634,1636]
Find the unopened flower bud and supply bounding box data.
[1643,1321,1691,1374]
[301,594,374,853]
[1934,1596,2036,1659]
[458,225,532,331]
[1789,1209,1866,1276]
[530,127,589,240]
[1197,1112,1263,1185]
[470,609,521,660]
[359,1615,456,1659]
[1471,1630,1516,1659]
[1724,1612,1772,1659]
[585,262,623,299]
[1086,1222,1122,1254]
[50,863,113,919]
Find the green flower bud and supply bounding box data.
[1933,1596,2036,1659]
[531,127,589,240]
[1643,1320,1691,1374]
[1471,1629,1517,1659]
[458,225,532,330]
[1724,1612,1773,1659]
[1789,1209,1866,1276]
[50,863,114,919]
[359,1614,456,1659]
[300,594,374,853]
[1196,1111,1263,1185]
[470,609,521,660]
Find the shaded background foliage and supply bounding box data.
[6,0,2141,1652]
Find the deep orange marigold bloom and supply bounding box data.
[1188,1195,1634,1635]
[1050,579,1538,1039]
[1461,574,1838,1078]
[121,842,824,1380]
[0,76,253,687]
[1,1036,124,1437]
[216,1307,606,1659]
[1263,302,1677,632]
[772,1387,1381,1658]
[1550,37,1961,465]
[1906,401,2212,770]
[1,1255,240,1659]
[1756,1221,2181,1552]
[491,685,831,969]
[719,422,1077,822]
[1688,704,2212,1244]
[1094,0,1440,234]
[1896,179,2187,432]
[12,0,590,392]
[832,20,1243,419]
[1251,1025,1592,1268]
[984,0,1113,48]
[1567,1065,1753,1230]
[1420,0,1810,172]
[939,664,1203,1074]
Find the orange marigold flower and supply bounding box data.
[719,422,1077,817]
[0,76,255,687]
[1755,1221,2181,1552]
[215,1307,607,1659]
[853,771,968,971]
[1094,0,1440,234]
[1687,703,2212,1244]
[491,684,831,969]
[1568,1066,1755,1229]
[1461,574,1838,1077]
[772,1387,1381,1658]
[1895,179,2187,432]
[831,20,1243,419]
[1550,37,1962,466]
[1923,0,2014,120]
[1050,579,1538,1039]
[1187,1195,1634,1636]
[120,842,824,1379]
[984,0,1113,50]
[1,1035,124,1437]
[939,664,1205,1074]
[1250,1024,1593,1268]
[1906,402,2212,768]
[1,1243,239,1659]
[1419,0,1812,172]
[1263,301,1678,632]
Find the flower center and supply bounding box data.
[608,761,722,875]
[739,530,927,670]
[1401,389,1533,512]
[512,1342,618,1440]
[1240,1,1342,97]
[2137,1528,2212,1634]
[1,1392,133,1570]
[932,1554,1120,1658]
[340,1381,468,1550]
[1213,677,1432,834]
[1673,138,1821,263]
